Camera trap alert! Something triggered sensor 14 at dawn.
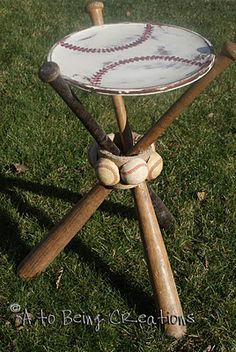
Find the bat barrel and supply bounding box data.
[18,184,111,279]
[133,182,186,338]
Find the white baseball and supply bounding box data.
[147,152,163,180]
[96,158,120,186]
[120,158,148,185]
[151,142,156,152]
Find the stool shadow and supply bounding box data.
[0,173,157,318]
[0,177,162,331]
[67,237,157,318]
[0,174,136,263]
[0,173,80,204]
[0,208,30,262]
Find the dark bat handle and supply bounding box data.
[38,61,120,156]
[148,185,174,230]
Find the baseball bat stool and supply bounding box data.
[17,1,236,339]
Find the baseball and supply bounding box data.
[96,158,120,186]
[151,142,156,152]
[147,152,163,180]
[120,158,148,185]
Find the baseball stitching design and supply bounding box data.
[121,163,148,177]
[90,55,209,87]
[60,24,153,53]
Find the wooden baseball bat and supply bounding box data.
[133,182,186,338]
[17,183,111,279]
[112,95,184,338]
[85,0,185,335]
[128,41,236,155]
[86,1,104,25]
[86,0,174,223]
[38,61,120,156]
[19,56,119,279]
[112,95,174,227]
[86,2,175,229]
[86,2,131,152]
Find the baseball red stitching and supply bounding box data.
[90,55,208,86]
[97,163,119,184]
[148,158,162,177]
[121,163,148,176]
[60,24,153,53]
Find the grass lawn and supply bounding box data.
[0,0,236,351]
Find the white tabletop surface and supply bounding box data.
[48,23,215,96]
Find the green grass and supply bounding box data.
[0,0,236,351]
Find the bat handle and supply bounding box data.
[38,61,120,156]
[86,1,104,25]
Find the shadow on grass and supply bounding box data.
[0,173,158,318]
[0,173,136,262]
[0,173,136,218]
[67,237,157,318]
[0,208,30,262]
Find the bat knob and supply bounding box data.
[86,1,104,25]
[38,62,61,83]
[222,41,236,61]
[86,1,104,12]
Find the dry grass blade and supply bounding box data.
[12,163,29,174]
[56,268,64,289]
[197,191,208,201]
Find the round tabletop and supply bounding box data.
[48,23,215,96]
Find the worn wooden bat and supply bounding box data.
[128,41,236,155]
[87,2,186,338]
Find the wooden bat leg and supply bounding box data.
[39,62,120,156]
[111,95,174,229]
[148,185,174,230]
[129,41,236,155]
[17,183,111,279]
[133,182,186,338]
[86,1,104,25]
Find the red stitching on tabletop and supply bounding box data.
[60,24,153,53]
[90,55,208,87]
